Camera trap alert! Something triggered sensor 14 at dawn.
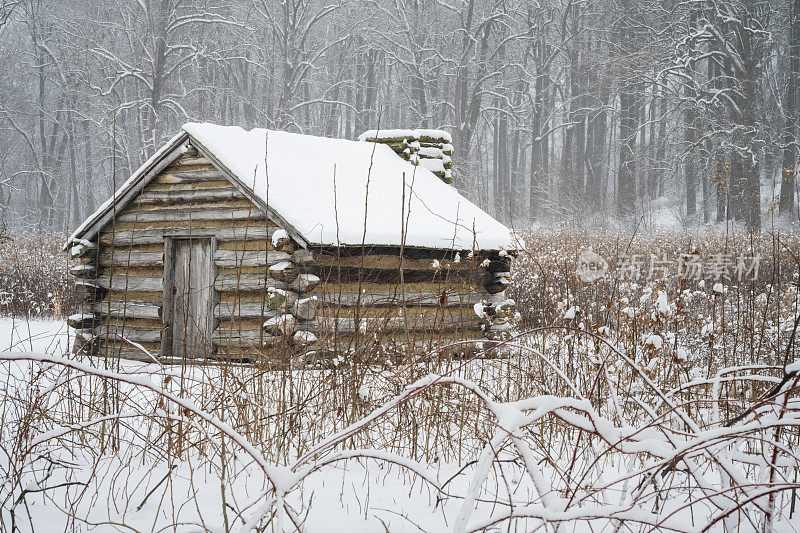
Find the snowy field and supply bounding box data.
[1,317,800,532]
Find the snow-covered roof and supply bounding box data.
[68,123,514,251]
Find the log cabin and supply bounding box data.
[64,124,517,363]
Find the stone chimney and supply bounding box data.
[358,129,453,184]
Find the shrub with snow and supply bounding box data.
[0,234,73,318]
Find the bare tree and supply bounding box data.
[0,0,795,232]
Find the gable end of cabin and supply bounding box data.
[68,141,318,362]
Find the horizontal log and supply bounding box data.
[72,305,95,316]
[99,226,275,245]
[217,266,273,276]
[484,276,510,295]
[104,243,164,253]
[100,252,164,267]
[212,327,260,342]
[317,281,476,295]
[316,291,483,308]
[99,230,162,246]
[109,219,269,232]
[105,266,164,278]
[71,326,96,337]
[215,273,316,293]
[308,266,479,284]
[94,337,160,350]
[147,165,231,182]
[218,239,272,252]
[213,249,292,268]
[215,274,287,291]
[218,289,284,302]
[290,296,317,320]
[321,305,471,320]
[71,333,97,355]
[69,240,98,259]
[215,288,295,315]
[318,307,472,327]
[293,330,318,344]
[146,180,233,192]
[74,281,108,302]
[96,275,163,292]
[93,326,164,344]
[361,137,412,145]
[95,301,162,320]
[212,328,283,347]
[99,316,163,329]
[74,335,102,355]
[103,290,163,304]
[215,303,285,319]
[312,315,479,334]
[317,330,483,346]
[67,313,99,329]
[116,207,265,223]
[480,291,507,304]
[290,274,320,293]
[421,142,454,155]
[293,249,314,264]
[130,199,254,212]
[137,188,243,205]
[269,261,299,283]
[312,253,477,271]
[94,345,162,362]
[311,245,494,260]
[155,169,226,182]
[100,224,275,246]
[169,156,214,168]
[264,314,297,336]
[70,264,97,278]
[216,318,271,331]
[211,349,288,363]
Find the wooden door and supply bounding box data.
[167,238,213,358]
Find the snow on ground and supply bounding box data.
[7,453,456,532]
[2,320,800,532]
[0,321,488,531]
[0,316,70,353]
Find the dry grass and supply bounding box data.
[0,234,73,319]
[510,230,799,384]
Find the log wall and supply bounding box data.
[311,248,482,353]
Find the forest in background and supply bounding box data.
[0,0,799,234]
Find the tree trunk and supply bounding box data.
[685,84,697,218]
[617,89,637,217]
[780,0,800,215]
[82,119,96,216]
[529,67,544,222]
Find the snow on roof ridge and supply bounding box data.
[357,128,452,143]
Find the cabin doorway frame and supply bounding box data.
[162,236,216,359]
